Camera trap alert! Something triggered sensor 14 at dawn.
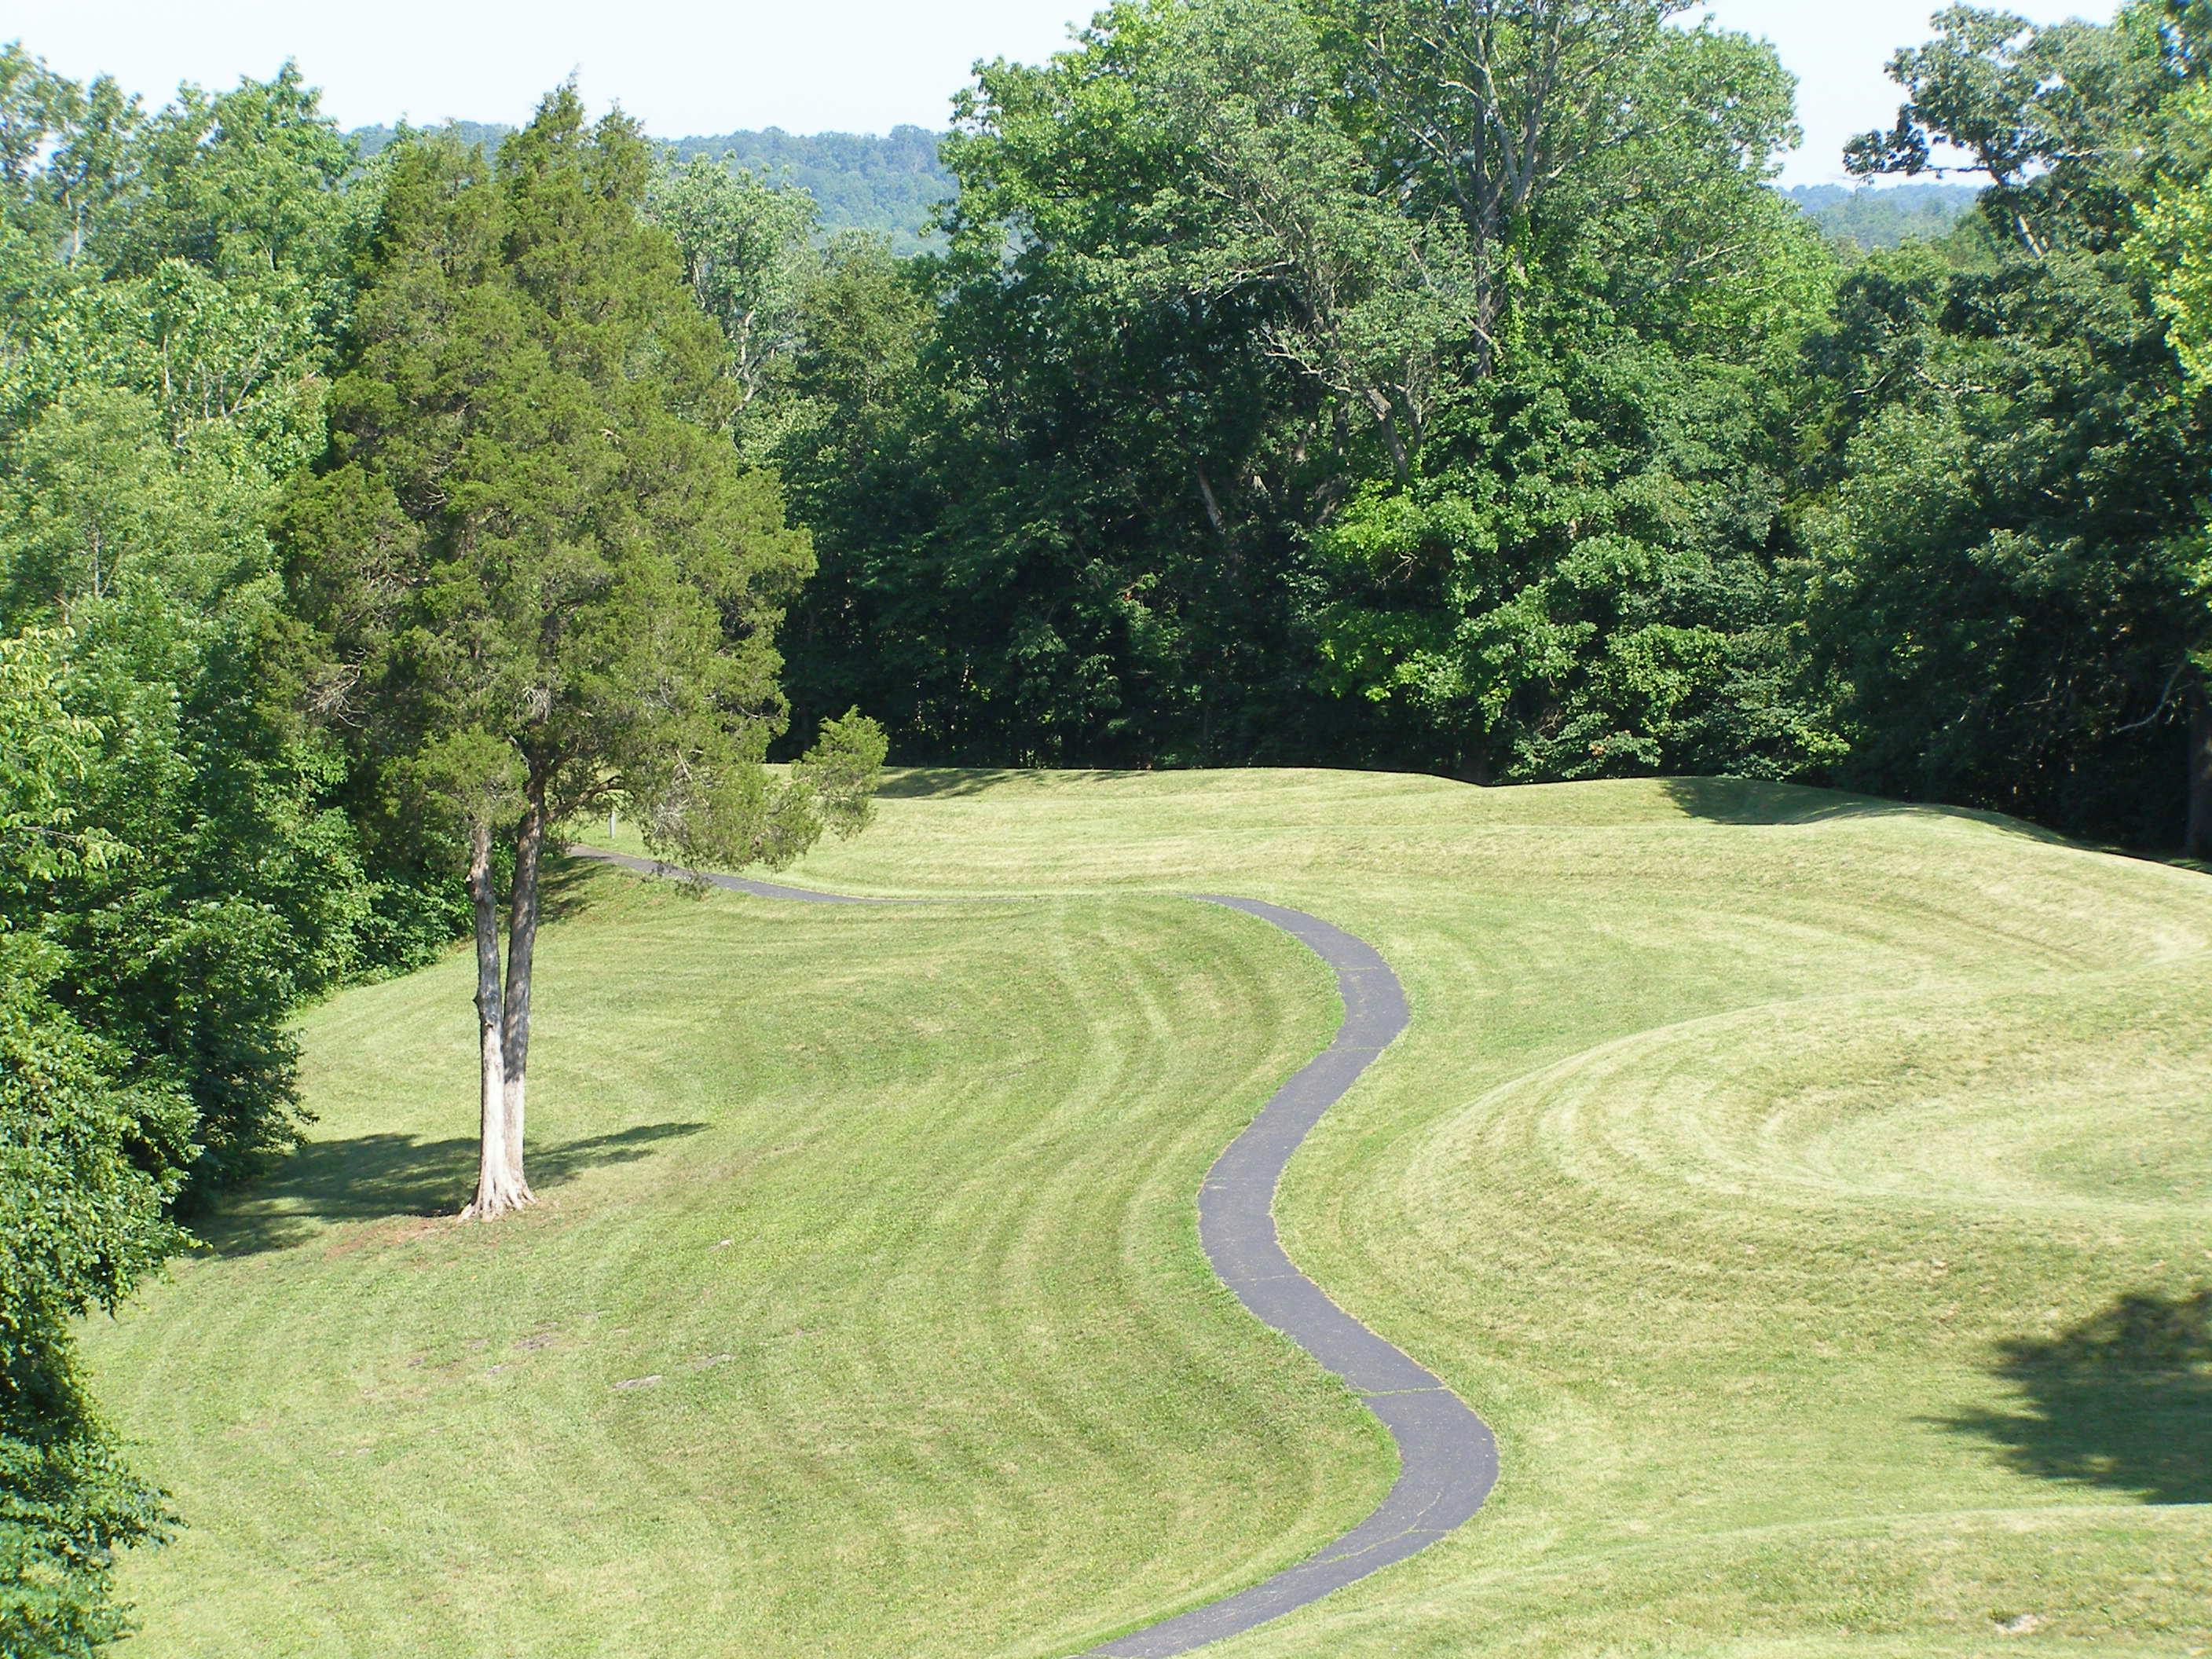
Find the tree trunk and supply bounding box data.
[1361,388,1412,479]
[2188,668,2211,862]
[461,817,526,1220]
[1194,463,1229,539]
[499,784,548,1201]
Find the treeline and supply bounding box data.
[359,122,1986,257]
[0,58,451,1650]
[661,126,953,252]
[353,121,957,252]
[742,0,2209,854]
[347,117,516,160]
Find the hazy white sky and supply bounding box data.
[5,0,2122,186]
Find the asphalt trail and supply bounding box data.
[573,849,1499,1655]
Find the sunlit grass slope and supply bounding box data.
[91,768,2212,1656]
[83,875,1373,1657]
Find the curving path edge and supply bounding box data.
[572,849,1500,1656]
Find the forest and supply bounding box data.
[0,0,2209,1651]
[761,0,2210,859]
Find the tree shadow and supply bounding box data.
[876,767,1124,799]
[537,851,610,924]
[1656,776,2073,842]
[1940,1289,2212,1504]
[199,1120,711,1258]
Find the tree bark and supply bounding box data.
[1364,388,1411,478]
[1194,463,1229,539]
[2188,668,2211,862]
[461,817,526,1220]
[499,783,548,1201]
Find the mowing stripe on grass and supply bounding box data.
[572,849,1499,1656]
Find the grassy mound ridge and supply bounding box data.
[773,771,2212,1655]
[90,769,2212,1655]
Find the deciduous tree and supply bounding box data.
[1812,1,2210,850]
[646,154,819,448]
[2133,81,2212,856]
[0,632,192,1659]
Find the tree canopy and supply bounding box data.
[764,0,2212,851]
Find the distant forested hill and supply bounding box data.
[1784,182,1983,250]
[346,122,952,253]
[662,126,953,252]
[349,123,1972,259]
[349,119,518,160]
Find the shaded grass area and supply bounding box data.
[203,1121,711,1256]
[90,768,2212,1655]
[1948,1290,2212,1507]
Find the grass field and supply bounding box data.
[83,769,2212,1656]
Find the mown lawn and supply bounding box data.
[87,769,2212,1656]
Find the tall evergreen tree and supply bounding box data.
[287,88,884,1220]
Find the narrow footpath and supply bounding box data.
[576,851,1500,1657]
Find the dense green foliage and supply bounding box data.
[2133,82,2212,851]
[0,51,436,1194]
[760,0,2211,852]
[0,635,187,1657]
[1812,0,2212,849]
[0,51,394,1652]
[776,0,1837,777]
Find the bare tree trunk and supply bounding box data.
[499,784,548,1202]
[2188,668,2211,862]
[461,817,526,1220]
[1363,388,1411,478]
[1194,463,1229,538]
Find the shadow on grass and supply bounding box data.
[877,767,1133,799]
[1943,1289,2212,1504]
[537,851,611,923]
[1657,777,2074,842]
[202,1120,711,1258]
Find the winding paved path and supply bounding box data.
[574,850,1499,1655]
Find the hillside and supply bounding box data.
[347,122,954,253]
[661,125,953,251]
[347,123,1974,256]
[1785,181,1984,249]
[83,770,2212,1657]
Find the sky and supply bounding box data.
[3,0,2124,188]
